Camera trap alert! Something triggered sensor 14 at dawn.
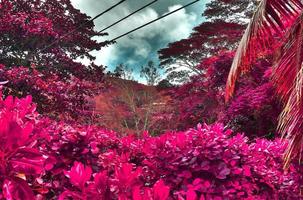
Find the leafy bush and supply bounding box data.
[0,64,102,121]
[0,92,47,199]
[0,90,301,199]
[223,82,281,138]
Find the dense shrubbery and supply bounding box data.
[0,64,102,120]
[163,51,280,139]
[165,52,232,130]
[2,0,303,199]
[0,91,301,199]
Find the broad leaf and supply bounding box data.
[2,178,35,200]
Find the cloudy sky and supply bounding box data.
[71,0,208,80]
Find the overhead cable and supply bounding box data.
[95,0,159,34]
[36,0,127,54]
[109,0,200,42]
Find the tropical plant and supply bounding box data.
[225,0,303,167]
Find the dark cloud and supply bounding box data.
[71,0,208,81]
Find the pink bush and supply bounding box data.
[166,52,233,130]
[0,90,300,199]
[0,65,102,121]
[0,92,47,199]
[223,82,281,137]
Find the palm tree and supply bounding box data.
[225,0,303,168]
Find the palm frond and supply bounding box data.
[225,0,303,102]
[278,68,303,168]
[273,14,303,101]
[272,14,303,168]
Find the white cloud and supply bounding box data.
[128,5,197,41]
[71,1,201,69]
[108,5,197,52]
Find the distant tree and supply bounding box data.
[158,0,259,83]
[158,20,245,84]
[140,61,162,86]
[203,0,258,22]
[95,78,169,135]
[113,64,134,80]
[156,79,173,90]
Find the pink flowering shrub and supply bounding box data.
[223,82,281,137]
[0,85,301,199]
[34,120,303,199]
[0,91,47,199]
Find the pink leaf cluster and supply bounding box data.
[0,93,47,200]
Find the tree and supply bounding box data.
[140,61,162,86]
[158,21,245,83]
[203,0,258,22]
[95,78,168,135]
[224,0,303,167]
[0,0,109,120]
[0,0,109,78]
[113,63,134,80]
[156,79,173,90]
[157,0,269,133]
[164,51,233,130]
[157,0,259,84]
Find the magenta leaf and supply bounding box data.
[10,148,45,175]
[59,190,83,200]
[2,178,35,200]
[186,189,197,200]
[64,161,92,189]
[153,179,170,200]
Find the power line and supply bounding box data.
[90,0,126,22]
[36,0,127,55]
[84,0,200,55]
[95,0,159,35]
[109,0,200,42]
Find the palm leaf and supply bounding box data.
[272,14,303,168]
[225,0,303,102]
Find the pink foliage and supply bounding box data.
[166,51,233,129]
[223,82,281,137]
[0,0,107,122]
[0,1,301,198]
[0,64,102,120]
[0,91,47,200]
[64,162,92,189]
[0,89,300,199]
